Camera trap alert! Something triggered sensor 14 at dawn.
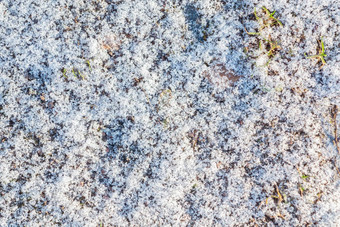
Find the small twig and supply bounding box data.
[336,165,340,176]
[330,105,340,176]
[330,159,340,177]
[141,87,151,105]
[277,213,285,220]
[271,184,283,204]
[257,196,269,208]
[299,185,305,197]
[296,166,302,177]
[192,131,199,151]
[332,105,339,153]
[275,184,283,204]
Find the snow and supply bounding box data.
[0,0,340,226]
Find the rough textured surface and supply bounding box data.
[0,0,340,226]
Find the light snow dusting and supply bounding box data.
[0,0,340,226]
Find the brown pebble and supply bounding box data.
[203,63,241,89]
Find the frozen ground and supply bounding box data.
[0,0,340,226]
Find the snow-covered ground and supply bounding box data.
[0,0,340,226]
